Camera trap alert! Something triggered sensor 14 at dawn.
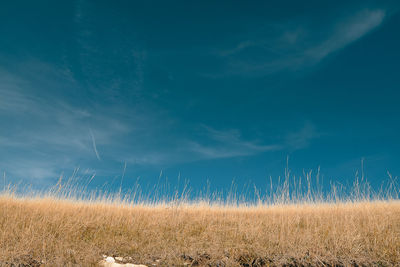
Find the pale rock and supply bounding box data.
[105,257,116,263]
[99,255,147,267]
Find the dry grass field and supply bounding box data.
[0,175,399,266]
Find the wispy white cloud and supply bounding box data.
[187,125,282,159]
[307,9,385,61]
[2,160,61,181]
[0,63,136,180]
[0,71,322,179]
[1,53,322,180]
[123,123,318,166]
[210,8,387,77]
[185,140,278,160]
[121,125,283,166]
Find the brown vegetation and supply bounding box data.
[0,194,399,266]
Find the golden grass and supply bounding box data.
[1,194,399,266]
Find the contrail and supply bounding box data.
[89,129,101,161]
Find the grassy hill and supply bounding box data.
[0,175,399,266]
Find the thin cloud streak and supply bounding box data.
[89,129,101,161]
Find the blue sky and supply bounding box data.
[1,1,399,193]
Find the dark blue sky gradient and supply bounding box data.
[0,1,399,195]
